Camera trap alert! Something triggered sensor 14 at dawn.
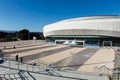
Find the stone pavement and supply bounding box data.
[77,48,115,74]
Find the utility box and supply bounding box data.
[33,37,37,40]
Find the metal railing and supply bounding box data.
[0,57,52,73]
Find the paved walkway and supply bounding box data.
[54,48,99,70]
[77,48,115,73]
[0,40,38,49]
[39,48,86,64]
[23,46,72,62]
[9,45,61,58]
[4,44,53,55]
[3,44,45,52]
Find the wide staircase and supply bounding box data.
[0,53,111,80]
[0,70,36,80]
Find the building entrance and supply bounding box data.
[103,41,112,47]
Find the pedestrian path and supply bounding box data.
[37,48,86,64]
[9,45,62,58]
[0,40,38,50]
[23,46,72,62]
[4,44,53,55]
[54,48,99,70]
[3,44,45,53]
[77,48,115,74]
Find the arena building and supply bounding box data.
[43,16,120,46]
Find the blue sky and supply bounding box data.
[0,0,120,32]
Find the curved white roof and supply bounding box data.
[43,16,120,37]
[58,15,120,22]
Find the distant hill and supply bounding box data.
[0,30,17,33]
[0,30,43,33]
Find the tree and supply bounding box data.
[18,29,29,40]
[30,32,45,40]
[0,32,6,38]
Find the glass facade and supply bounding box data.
[46,35,120,46]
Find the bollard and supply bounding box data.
[27,64,28,71]
[32,64,34,72]
[18,61,19,70]
[9,59,10,68]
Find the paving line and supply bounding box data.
[77,48,115,72]
[10,45,66,58]
[38,48,86,64]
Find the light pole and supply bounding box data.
[28,31,30,40]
